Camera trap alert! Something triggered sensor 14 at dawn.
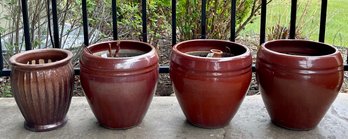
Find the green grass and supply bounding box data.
[241,0,348,47]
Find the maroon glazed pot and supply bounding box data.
[9,49,74,132]
[256,39,344,130]
[170,39,252,128]
[80,40,159,129]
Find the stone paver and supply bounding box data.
[1,94,348,139]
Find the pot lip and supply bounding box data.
[83,40,156,60]
[172,39,251,61]
[261,39,340,58]
[9,48,73,69]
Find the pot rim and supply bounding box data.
[80,40,158,73]
[83,40,156,60]
[261,39,339,58]
[9,48,73,69]
[172,39,251,62]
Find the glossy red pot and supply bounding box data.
[170,39,252,128]
[256,39,344,130]
[10,49,74,132]
[80,40,159,129]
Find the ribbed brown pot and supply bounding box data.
[170,39,252,128]
[80,40,159,129]
[256,39,344,130]
[9,49,74,132]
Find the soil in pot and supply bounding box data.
[185,49,235,57]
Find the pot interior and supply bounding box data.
[176,40,246,58]
[88,41,151,58]
[93,49,146,58]
[186,51,235,57]
[15,50,68,65]
[264,40,336,56]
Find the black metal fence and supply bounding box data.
[0,0,346,76]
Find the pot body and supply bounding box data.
[80,40,159,129]
[10,49,74,132]
[170,39,252,128]
[256,40,344,130]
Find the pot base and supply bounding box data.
[186,119,229,129]
[98,121,141,130]
[271,120,315,131]
[24,118,68,132]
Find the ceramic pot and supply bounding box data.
[80,40,159,129]
[170,39,252,128]
[256,39,344,130]
[10,48,74,132]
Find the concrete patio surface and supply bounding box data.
[0,94,348,139]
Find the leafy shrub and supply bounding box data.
[161,0,271,41]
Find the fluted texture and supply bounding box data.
[8,49,74,131]
[11,62,74,131]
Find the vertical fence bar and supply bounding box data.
[230,0,236,42]
[52,0,60,48]
[112,0,118,40]
[319,0,327,42]
[201,0,207,39]
[259,0,267,45]
[289,0,297,39]
[0,34,3,75]
[172,0,177,46]
[82,0,89,46]
[141,0,147,42]
[21,0,32,50]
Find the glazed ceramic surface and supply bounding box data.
[10,49,74,132]
[170,39,252,128]
[80,40,159,129]
[256,39,344,130]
